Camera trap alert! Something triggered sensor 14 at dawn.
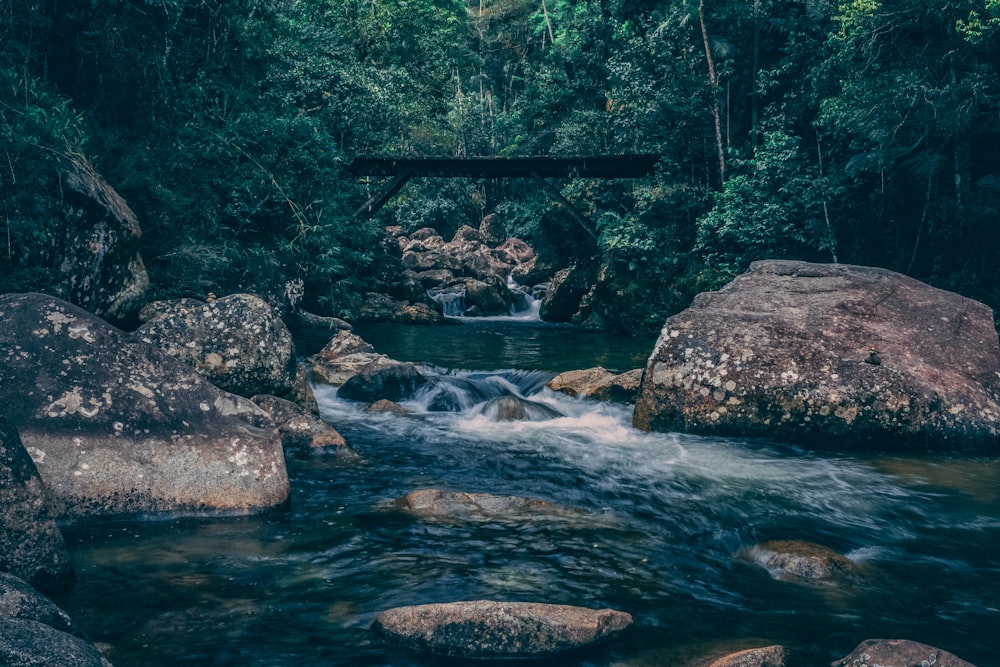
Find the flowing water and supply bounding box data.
[54,320,1000,667]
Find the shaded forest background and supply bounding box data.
[2,0,999,334]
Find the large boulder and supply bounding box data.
[372,600,632,659]
[633,260,1000,451]
[57,156,149,325]
[832,639,977,667]
[0,418,73,593]
[136,293,297,398]
[0,293,289,522]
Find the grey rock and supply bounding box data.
[373,600,632,658]
[136,293,297,398]
[0,617,109,667]
[634,260,1000,451]
[0,418,73,592]
[0,293,289,522]
[338,360,428,403]
[388,489,560,522]
[0,573,84,639]
[832,639,977,667]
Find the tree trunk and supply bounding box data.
[699,0,726,184]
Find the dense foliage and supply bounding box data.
[2,0,999,331]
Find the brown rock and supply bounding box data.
[634,260,1000,451]
[742,540,852,580]
[589,369,644,404]
[389,489,557,521]
[251,395,356,457]
[547,367,615,397]
[364,399,411,416]
[832,639,978,667]
[706,644,785,667]
[373,600,632,658]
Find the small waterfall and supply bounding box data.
[409,368,556,414]
[426,277,541,320]
[427,285,467,317]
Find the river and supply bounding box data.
[54,319,999,666]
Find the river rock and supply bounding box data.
[372,600,632,658]
[309,331,383,386]
[548,368,616,397]
[0,293,289,521]
[338,360,428,403]
[480,396,562,421]
[742,540,853,580]
[136,293,297,398]
[633,260,1000,451]
[463,276,513,316]
[589,369,644,404]
[364,399,411,416]
[57,156,149,325]
[706,644,786,667]
[832,639,977,667]
[0,419,73,593]
[250,395,356,457]
[388,489,561,521]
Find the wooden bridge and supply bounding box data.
[349,154,661,238]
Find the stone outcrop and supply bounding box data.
[0,293,289,522]
[0,419,73,593]
[633,260,1000,451]
[57,156,149,325]
[832,639,977,667]
[707,645,786,667]
[372,600,632,658]
[137,293,297,398]
[741,540,853,580]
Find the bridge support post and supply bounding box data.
[354,169,413,220]
[530,172,599,240]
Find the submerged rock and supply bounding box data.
[0,293,289,522]
[832,639,978,667]
[479,395,562,421]
[387,489,561,521]
[634,260,1000,451]
[372,600,632,658]
[0,418,74,593]
[742,540,853,580]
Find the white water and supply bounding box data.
[425,275,541,321]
